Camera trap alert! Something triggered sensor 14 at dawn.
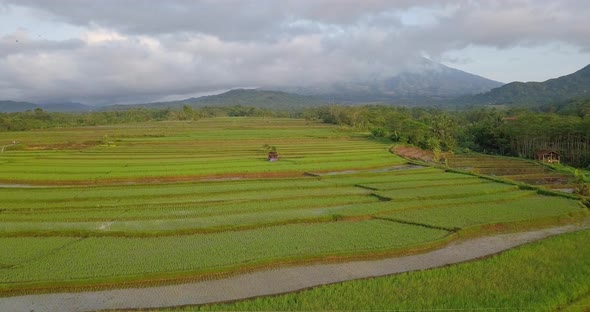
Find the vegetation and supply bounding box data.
[0,220,449,287]
[465,64,590,107]
[0,117,585,295]
[304,105,590,168]
[0,105,297,132]
[446,153,574,191]
[0,118,400,183]
[4,93,590,169]
[178,229,590,312]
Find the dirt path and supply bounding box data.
[2,220,590,312]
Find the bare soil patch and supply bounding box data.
[392,146,437,163]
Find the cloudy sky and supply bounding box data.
[0,0,589,105]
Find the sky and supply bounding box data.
[0,0,589,105]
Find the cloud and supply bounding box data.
[0,0,588,104]
[2,0,416,39]
[0,30,84,57]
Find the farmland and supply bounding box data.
[447,153,576,191]
[0,117,587,298]
[0,118,400,184]
[185,228,590,312]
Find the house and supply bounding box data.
[268,151,279,162]
[536,150,560,164]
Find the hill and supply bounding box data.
[463,64,590,107]
[105,89,328,110]
[0,100,38,113]
[39,102,94,112]
[265,58,503,105]
[0,101,94,113]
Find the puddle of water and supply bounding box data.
[0,184,48,188]
[552,188,574,193]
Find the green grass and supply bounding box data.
[165,229,590,312]
[447,153,574,190]
[380,195,585,230]
[0,237,77,268]
[0,118,403,183]
[0,117,587,295]
[375,182,518,200]
[563,294,590,312]
[0,220,449,289]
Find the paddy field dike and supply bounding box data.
[0,117,587,296]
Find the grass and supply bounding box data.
[0,237,77,267]
[163,229,590,312]
[0,118,403,184]
[1,169,583,237]
[0,117,587,295]
[375,181,518,200]
[379,195,585,230]
[447,153,575,190]
[0,220,450,291]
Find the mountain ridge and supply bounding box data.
[103,89,328,111]
[0,100,39,113]
[462,64,590,106]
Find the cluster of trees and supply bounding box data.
[306,105,590,168]
[304,106,458,154]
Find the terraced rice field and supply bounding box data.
[190,229,590,312]
[0,117,587,296]
[447,153,575,191]
[0,118,400,184]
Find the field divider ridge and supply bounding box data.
[373,216,459,233]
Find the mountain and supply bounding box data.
[463,64,590,107]
[0,100,38,113]
[264,58,503,105]
[192,89,326,108]
[105,89,327,110]
[0,100,94,113]
[39,102,94,112]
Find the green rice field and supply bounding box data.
[181,229,590,312]
[0,117,587,295]
[0,118,402,183]
[447,153,576,191]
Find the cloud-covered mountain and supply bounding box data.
[3,63,588,112]
[265,59,503,104]
[1,1,588,105]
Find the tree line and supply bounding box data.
[303,105,590,168]
[0,105,290,131]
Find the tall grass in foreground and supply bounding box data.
[176,229,590,312]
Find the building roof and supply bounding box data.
[536,150,560,157]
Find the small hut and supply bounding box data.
[268,151,279,162]
[536,150,560,164]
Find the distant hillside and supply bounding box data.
[463,64,590,107]
[106,89,328,110]
[0,100,38,112]
[265,58,503,105]
[0,100,94,113]
[39,102,94,112]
